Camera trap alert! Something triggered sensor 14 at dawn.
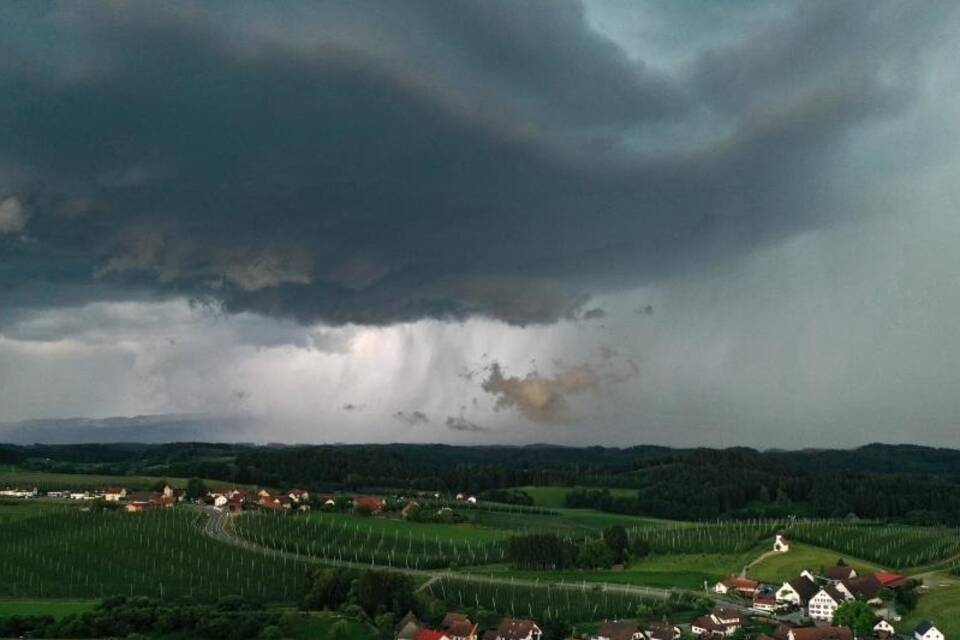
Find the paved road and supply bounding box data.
[197,506,754,612]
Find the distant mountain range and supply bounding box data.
[0,414,256,445]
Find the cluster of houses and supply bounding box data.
[0,484,186,511]
[209,487,313,512]
[397,612,539,640]
[709,534,945,639]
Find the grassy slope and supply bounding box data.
[747,542,885,583]
[0,469,243,492]
[901,586,960,636]
[0,599,97,618]
[459,506,670,537]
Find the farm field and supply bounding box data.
[233,510,507,569]
[786,521,960,569]
[0,599,96,618]
[513,486,640,509]
[474,552,751,590]
[747,542,884,583]
[0,468,242,492]
[629,521,778,555]
[422,575,705,624]
[0,506,306,601]
[458,506,669,536]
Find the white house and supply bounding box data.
[69,491,95,500]
[873,620,895,638]
[102,487,127,501]
[691,609,742,637]
[776,575,818,606]
[466,496,478,504]
[773,533,790,553]
[213,494,229,507]
[914,622,945,640]
[0,487,38,498]
[800,569,817,582]
[808,586,850,622]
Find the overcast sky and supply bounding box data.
[2,1,959,448]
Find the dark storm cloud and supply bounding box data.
[394,411,430,426]
[444,416,489,433]
[0,1,952,327]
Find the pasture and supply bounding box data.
[0,506,304,602]
[747,542,884,583]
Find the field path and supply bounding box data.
[741,549,780,578]
[197,507,752,612]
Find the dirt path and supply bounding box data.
[741,548,780,578]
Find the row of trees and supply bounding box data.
[506,526,647,571]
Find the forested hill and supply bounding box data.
[4,441,960,523]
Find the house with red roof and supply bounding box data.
[713,577,759,597]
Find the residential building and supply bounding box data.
[593,620,644,640]
[494,618,541,640]
[914,622,945,640]
[808,586,850,622]
[691,609,742,637]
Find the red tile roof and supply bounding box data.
[415,630,447,640]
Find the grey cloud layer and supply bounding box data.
[0,1,954,327]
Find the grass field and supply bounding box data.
[0,599,97,618]
[901,586,960,636]
[285,611,380,640]
[747,542,884,583]
[514,486,639,509]
[0,469,243,492]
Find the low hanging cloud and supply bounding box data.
[393,410,430,426]
[445,416,489,433]
[480,351,639,424]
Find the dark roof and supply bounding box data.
[644,622,677,640]
[843,574,882,600]
[787,576,819,601]
[790,628,853,640]
[822,585,848,603]
[825,566,856,580]
[598,621,641,640]
[915,621,935,635]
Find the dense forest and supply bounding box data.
[4,442,960,523]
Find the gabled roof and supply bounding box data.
[598,621,641,640]
[721,577,759,591]
[824,566,856,580]
[874,571,907,588]
[644,621,678,640]
[790,627,853,640]
[843,574,882,600]
[914,621,936,635]
[784,576,818,602]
